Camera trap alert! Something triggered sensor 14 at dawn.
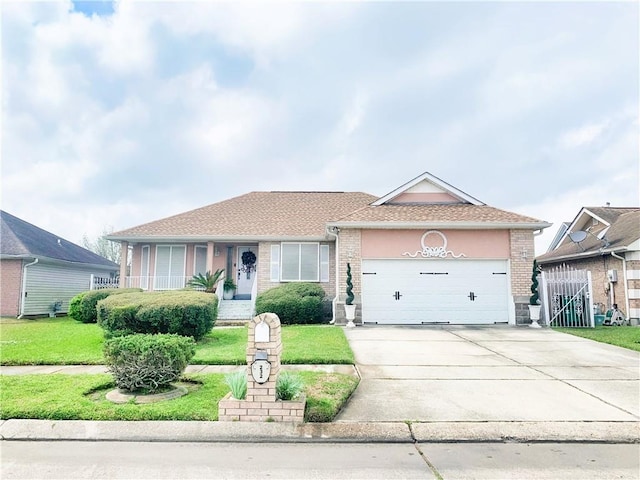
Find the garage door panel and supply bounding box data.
[361,259,509,325]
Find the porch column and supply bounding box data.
[207,241,215,273]
[119,241,129,288]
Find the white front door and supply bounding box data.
[361,259,510,325]
[236,246,257,297]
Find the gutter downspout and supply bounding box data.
[326,226,339,324]
[610,251,630,318]
[18,258,39,319]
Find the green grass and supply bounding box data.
[554,326,640,352]
[0,317,104,365]
[0,372,359,422]
[1,318,354,365]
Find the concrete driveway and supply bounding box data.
[336,326,640,424]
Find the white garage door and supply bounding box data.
[361,259,510,325]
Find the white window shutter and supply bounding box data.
[320,245,329,282]
[270,245,280,282]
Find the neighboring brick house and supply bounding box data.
[108,172,550,325]
[537,207,640,324]
[0,211,119,318]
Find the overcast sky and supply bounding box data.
[2,1,638,255]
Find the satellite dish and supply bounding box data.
[568,231,588,243]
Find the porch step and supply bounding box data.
[217,299,254,323]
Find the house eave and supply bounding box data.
[538,246,629,264]
[0,254,119,270]
[326,221,553,230]
[106,234,333,244]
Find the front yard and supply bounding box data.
[0,316,359,422]
[0,317,354,365]
[554,326,640,352]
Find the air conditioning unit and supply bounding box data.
[607,270,618,282]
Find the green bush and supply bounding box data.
[255,283,326,324]
[69,288,142,324]
[224,369,247,400]
[104,333,195,393]
[97,291,218,340]
[276,371,304,400]
[68,292,88,322]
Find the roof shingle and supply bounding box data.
[110,192,379,239]
[1,210,119,268]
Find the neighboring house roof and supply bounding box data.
[0,210,119,269]
[108,192,379,242]
[537,207,640,264]
[546,222,571,253]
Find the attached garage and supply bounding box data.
[329,172,551,326]
[361,259,510,325]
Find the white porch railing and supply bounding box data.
[124,276,227,296]
[125,276,191,290]
[90,274,120,290]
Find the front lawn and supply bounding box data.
[554,326,640,352]
[0,317,354,365]
[0,372,358,422]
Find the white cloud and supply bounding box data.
[1,1,638,247]
[559,121,611,149]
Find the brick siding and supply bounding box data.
[0,259,23,317]
[509,230,536,325]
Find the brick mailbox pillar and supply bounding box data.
[218,313,306,422]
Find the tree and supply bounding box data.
[82,226,121,263]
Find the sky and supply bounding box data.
[2,0,638,255]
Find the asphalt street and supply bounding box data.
[2,440,639,480]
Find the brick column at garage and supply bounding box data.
[336,228,362,325]
[510,229,535,325]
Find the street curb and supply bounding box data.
[1,420,638,444]
[410,421,640,443]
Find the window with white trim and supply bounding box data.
[272,243,329,282]
[154,245,186,290]
[194,246,207,276]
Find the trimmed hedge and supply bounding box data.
[255,283,326,324]
[69,288,142,324]
[97,291,218,340]
[104,333,195,393]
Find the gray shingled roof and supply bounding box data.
[1,210,119,268]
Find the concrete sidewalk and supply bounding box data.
[1,326,639,443]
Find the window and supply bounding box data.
[194,246,207,276]
[154,245,186,290]
[273,243,329,282]
[141,246,150,290]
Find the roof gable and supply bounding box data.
[372,172,484,206]
[555,207,639,250]
[0,210,119,268]
[538,207,640,263]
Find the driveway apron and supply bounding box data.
[336,326,640,423]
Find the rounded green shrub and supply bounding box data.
[97,291,218,340]
[104,333,195,393]
[70,288,142,323]
[255,283,326,324]
[68,292,88,322]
